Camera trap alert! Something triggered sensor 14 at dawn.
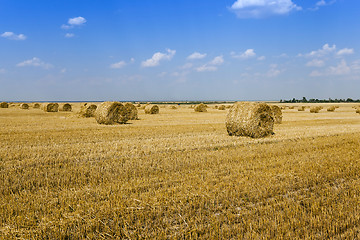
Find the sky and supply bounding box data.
[0,0,359,101]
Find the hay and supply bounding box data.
[310,106,322,113]
[218,105,226,110]
[226,102,274,138]
[288,106,295,109]
[0,102,9,108]
[194,103,207,112]
[327,106,336,112]
[20,103,29,109]
[95,101,129,124]
[170,105,178,109]
[33,103,40,109]
[356,108,360,114]
[42,103,59,112]
[270,105,282,124]
[124,103,138,120]
[145,104,159,114]
[78,103,97,118]
[59,103,72,111]
[298,106,305,111]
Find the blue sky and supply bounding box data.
[0,0,359,101]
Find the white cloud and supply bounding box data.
[302,43,336,58]
[337,48,354,56]
[231,49,256,59]
[16,57,53,69]
[187,52,207,60]
[230,0,301,18]
[1,32,26,40]
[141,49,176,67]
[316,0,326,6]
[180,63,193,69]
[65,33,75,38]
[306,59,325,67]
[196,55,224,72]
[257,56,266,61]
[267,64,282,77]
[110,61,126,69]
[61,16,87,29]
[60,68,67,73]
[0,68,6,73]
[310,59,351,77]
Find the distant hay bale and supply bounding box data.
[170,105,177,109]
[327,106,336,112]
[59,103,72,112]
[136,103,141,108]
[226,105,232,109]
[310,106,322,113]
[95,101,129,124]
[218,105,226,110]
[270,105,282,124]
[226,102,274,138]
[288,106,295,109]
[194,103,207,112]
[20,103,29,109]
[124,103,138,120]
[214,105,219,109]
[33,103,40,109]
[145,104,159,114]
[78,103,97,118]
[356,108,360,114]
[0,102,9,108]
[298,106,305,111]
[42,103,59,112]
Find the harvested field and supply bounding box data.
[1,103,360,239]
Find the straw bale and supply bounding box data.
[0,102,9,108]
[288,106,295,109]
[270,105,282,124]
[124,103,138,120]
[226,102,274,138]
[218,105,226,110]
[59,103,72,112]
[298,106,305,111]
[356,108,360,114]
[42,103,59,112]
[33,103,40,109]
[145,104,159,114]
[20,103,29,109]
[78,103,97,118]
[327,106,336,112]
[194,103,207,112]
[95,101,129,124]
[310,106,322,113]
[170,105,178,109]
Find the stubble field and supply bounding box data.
[1,103,360,239]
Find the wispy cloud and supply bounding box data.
[310,0,336,11]
[300,43,336,58]
[337,48,354,56]
[306,59,325,67]
[196,55,224,72]
[16,57,53,69]
[1,32,27,40]
[0,68,6,73]
[61,16,87,29]
[187,52,207,60]
[142,49,176,67]
[231,49,256,59]
[230,0,301,18]
[310,59,351,77]
[110,61,126,69]
[65,33,75,38]
[266,64,282,77]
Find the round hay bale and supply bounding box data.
[170,105,177,109]
[136,103,141,108]
[310,106,321,113]
[59,103,72,111]
[78,103,97,118]
[20,103,29,109]
[145,104,159,114]
[42,103,59,112]
[218,105,226,110]
[33,103,40,109]
[95,101,129,124]
[194,103,207,112]
[327,106,336,112]
[0,102,9,108]
[356,108,360,114]
[288,106,295,109]
[226,102,274,138]
[298,106,305,111]
[124,102,138,120]
[270,105,282,124]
